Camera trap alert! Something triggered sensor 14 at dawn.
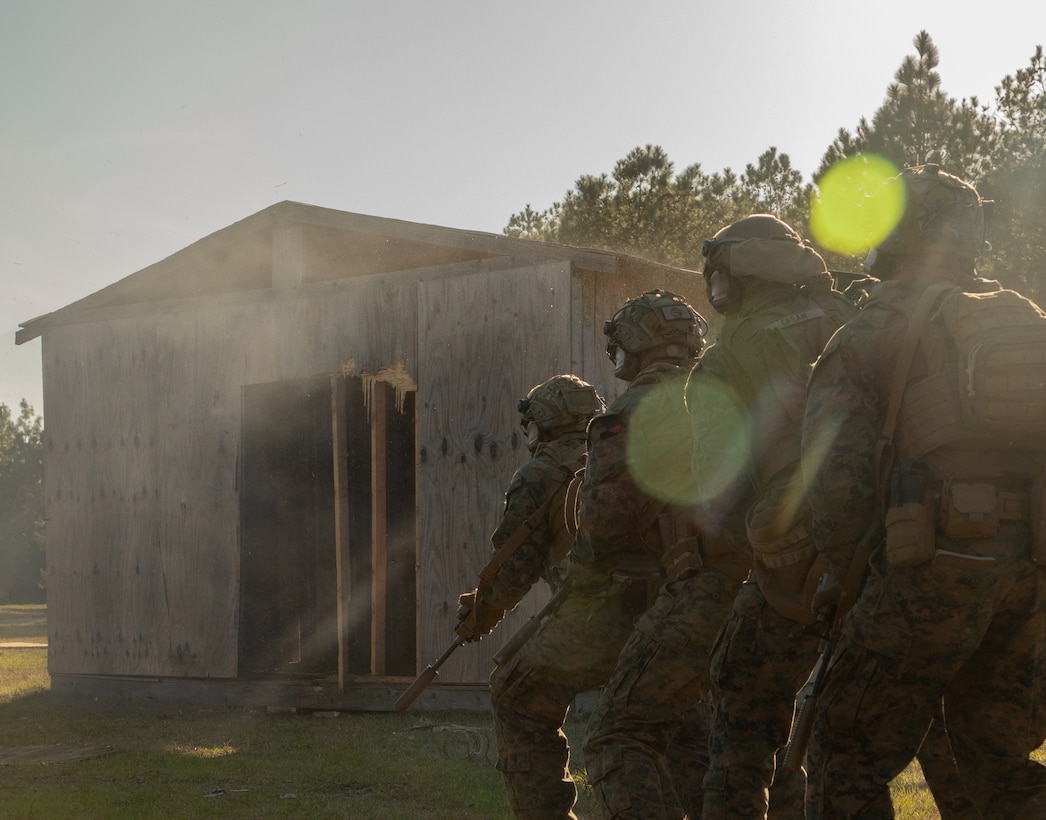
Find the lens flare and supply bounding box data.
[810,154,903,256]
[625,378,698,505]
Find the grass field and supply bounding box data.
[0,605,1028,819]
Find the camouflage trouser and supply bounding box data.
[914,708,979,819]
[490,584,643,819]
[702,581,812,820]
[584,568,742,819]
[807,532,1046,820]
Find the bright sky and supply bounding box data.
[2,0,1043,416]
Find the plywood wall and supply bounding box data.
[44,279,418,678]
[415,261,574,682]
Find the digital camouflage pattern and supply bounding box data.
[585,563,749,819]
[457,431,588,642]
[688,274,856,820]
[575,359,732,819]
[571,362,696,575]
[490,363,688,819]
[802,275,1046,818]
[703,581,814,820]
[489,580,650,819]
[484,432,588,610]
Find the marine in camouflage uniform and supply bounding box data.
[456,375,604,645]
[581,292,752,820]
[802,165,1046,819]
[665,215,857,820]
[490,291,704,819]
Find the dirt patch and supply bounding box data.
[0,745,114,765]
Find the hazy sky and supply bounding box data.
[2,0,1043,415]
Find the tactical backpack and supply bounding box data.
[939,288,1046,438]
[897,285,1046,457]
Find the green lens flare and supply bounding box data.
[625,378,699,505]
[810,154,904,255]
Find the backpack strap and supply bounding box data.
[478,465,574,588]
[873,281,956,502]
[842,281,954,614]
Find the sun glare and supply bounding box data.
[810,154,903,255]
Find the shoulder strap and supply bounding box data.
[841,282,954,614]
[872,282,955,502]
[478,465,574,587]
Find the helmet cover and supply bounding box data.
[518,374,604,433]
[871,164,992,263]
[701,214,830,288]
[603,290,707,362]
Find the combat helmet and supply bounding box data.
[518,375,604,442]
[700,214,830,314]
[603,290,707,380]
[865,164,993,278]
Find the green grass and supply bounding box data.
[0,604,47,642]
[1,609,1041,819]
[0,645,593,819]
[1,663,518,818]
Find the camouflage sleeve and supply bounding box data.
[481,460,559,611]
[802,319,885,576]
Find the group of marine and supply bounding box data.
[449,164,1046,819]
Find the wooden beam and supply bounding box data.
[330,374,351,691]
[370,383,388,675]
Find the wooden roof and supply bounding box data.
[17,201,689,344]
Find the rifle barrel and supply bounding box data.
[394,636,464,712]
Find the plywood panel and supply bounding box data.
[44,278,420,679]
[416,261,572,683]
[45,316,172,675]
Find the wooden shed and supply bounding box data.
[16,201,708,710]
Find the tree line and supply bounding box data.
[504,31,1046,307]
[0,401,44,604]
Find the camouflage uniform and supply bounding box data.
[802,275,1046,819]
[694,273,856,820]
[579,330,754,819]
[458,375,603,647]
[490,362,687,819]
[482,432,588,611]
[584,543,752,819]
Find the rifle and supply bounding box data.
[395,581,571,711]
[780,573,837,773]
[780,522,883,772]
[394,636,464,712]
[492,581,572,668]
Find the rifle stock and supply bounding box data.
[394,635,464,712]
